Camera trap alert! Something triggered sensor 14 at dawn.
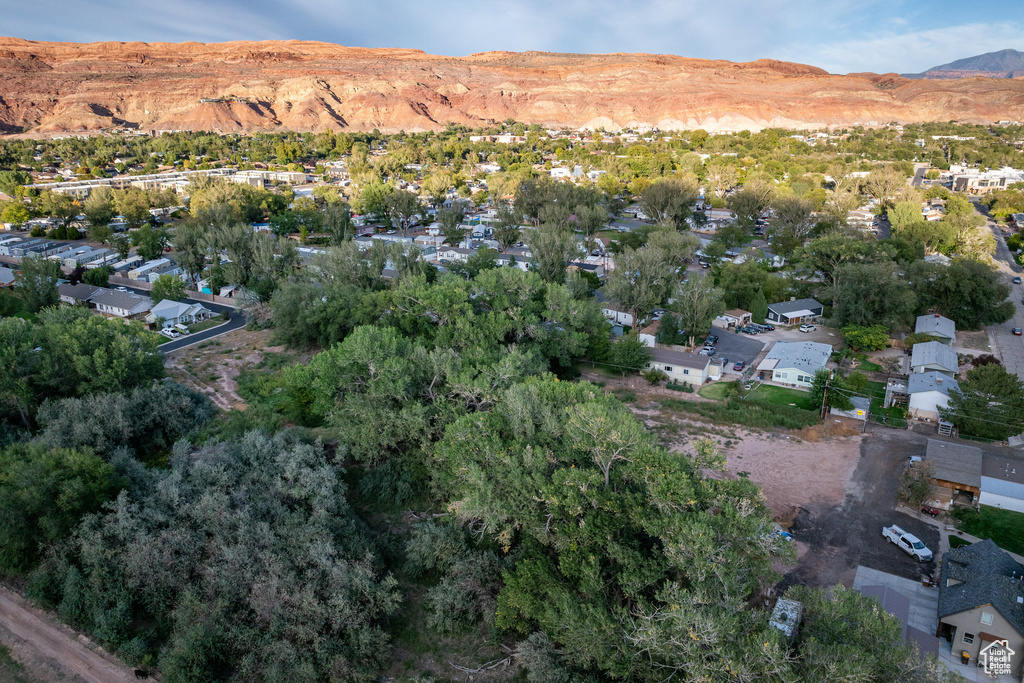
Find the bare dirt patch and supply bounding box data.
[164,328,300,411]
[955,330,993,353]
[0,585,136,683]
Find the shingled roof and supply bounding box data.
[938,539,1024,639]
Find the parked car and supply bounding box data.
[799,324,816,333]
[1013,327,1023,336]
[173,323,190,335]
[705,334,719,345]
[882,525,933,562]
[1013,276,1022,284]
[700,261,710,269]
[738,326,758,334]
[699,347,716,356]
[733,361,745,371]
[115,286,128,292]
[160,328,181,339]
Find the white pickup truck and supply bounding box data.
[882,525,933,562]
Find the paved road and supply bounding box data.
[116,284,245,354]
[973,201,1024,378]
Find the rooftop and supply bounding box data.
[915,314,956,340]
[938,539,1024,639]
[911,341,958,373]
[650,347,711,371]
[763,340,832,375]
[925,438,982,488]
[767,298,823,316]
[90,289,153,312]
[908,371,959,397]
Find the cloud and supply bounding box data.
[788,21,1024,74]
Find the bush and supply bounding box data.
[608,335,652,374]
[660,397,820,430]
[842,324,889,351]
[666,381,694,393]
[641,369,668,385]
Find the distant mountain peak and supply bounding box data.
[904,49,1024,79]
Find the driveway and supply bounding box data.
[710,329,765,373]
[975,201,1024,378]
[782,426,942,589]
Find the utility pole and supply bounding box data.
[820,371,832,420]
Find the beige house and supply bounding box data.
[644,348,711,387]
[937,540,1024,676]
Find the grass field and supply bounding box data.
[948,535,972,549]
[0,645,36,683]
[660,396,820,430]
[697,382,731,400]
[952,506,1024,555]
[747,384,817,411]
[187,313,229,334]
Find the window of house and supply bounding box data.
[777,372,788,380]
[683,369,689,375]
[981,612,994,626]
[963,632,975,644]
[664,366,673,372]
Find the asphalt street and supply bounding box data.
[974,201,1024,378]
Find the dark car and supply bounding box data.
[1013,328,1023,336]
[1014,276,1022,284]
[706,334,719,345]
[733,361,745,371]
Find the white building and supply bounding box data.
[907,371,959,421]
[757,341,833,388]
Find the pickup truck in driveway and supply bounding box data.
[882,525,933,561]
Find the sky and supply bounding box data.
[2,0,1022,74]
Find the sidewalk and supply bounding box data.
[896,505,1024,565]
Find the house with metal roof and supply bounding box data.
[908,371,959,421]
[911,341,958,377]
[924,439,982,509]
[145,299,213,329]
[756,341,832,388]
[937,540,1024,676]
[765,297,823,325]
[915,314,956,346]
[58,283,103,306]
[980,454,1024,514]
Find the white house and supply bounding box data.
[907,371,959,421]
[601,304,633,328]
[127,258,171,281]
[979,455,1024,513]
[757,341,833,388]
[645,348,711,387]
[145,299,213,328]
[437,246,476,263]
[91,290,153,318]
[911,341,958,377]
[914,314,956,346]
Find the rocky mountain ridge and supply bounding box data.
[3,38,1024,135]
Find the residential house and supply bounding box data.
[713,309,752,330]
[0,266,16,288]
[915,314,956,346]
[936,540,1024,676]
[911,341,958,377]
[91,290,153,319]
[601,303,634,328]
[980,455,1024,514]
[766,298,824,325]
[127,258,172,281]
[58,283,103,306]
[924,439,983,509]
[856,583,939,659]
[756,341,833,388]
[637,320,661,347]
[111,255,144,272]
[567,261,605,278]
[437,246,476,263]
[907,372,959,421]
[924,253,952,266]
[644,348,711,387]
[145,299,213,329]
[144,263,185,284]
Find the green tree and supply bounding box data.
[1,202,30,227]
[832,261,916,330]
[0,443,123,574]
[639,177,699,229]
[769,196,814,256]
[111,234,132,261]
[603,245,676,326]
[16,255,60,313]
[151,274,187,303]
[113,187,151,230]
[750,288,768,324]
[608,335,652,372]
[83,187,116,243]
[942,363,1024,440]
[909,259,1014,330]
[132,223,169,261]
[809,369,853,412]
[842,324,890,351]
[525,223,581,285]
[492,203,523,252]
[82,266,112,288]
[670,276,725,344]
[384,188,422,237]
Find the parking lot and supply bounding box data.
[706,328,766,373]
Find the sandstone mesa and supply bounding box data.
[2,37,1024,135]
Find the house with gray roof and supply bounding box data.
[937,540,1024,676]
[58,282,103,306]
[924,439,982,509]
[756,340,833,388]
[766,297,823,325]
[911,341,958,377]
[915,314,956,346]
[0,266,17,288]
[644,348,711,387]
[980,453,1024,514]
[908,371,959,421]
[91,289,153,319]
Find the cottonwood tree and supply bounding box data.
[492,204,522,251]
[670,276,725,345]
[437,204,467,246]
[769,196,815,256]
[16,255,60,313]
[831,261,916,329]
[525,223,581,284]
[385,188,423,238]
[942,363,1024,440]
[603,245,676,326]
[864,167,907,211]
[640,177,699,229]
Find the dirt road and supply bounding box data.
[0,586,135,683]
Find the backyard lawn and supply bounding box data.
[747,384,817,411]
[698,382,732,400]
[952,506,1024,556]
[188,313,229,334]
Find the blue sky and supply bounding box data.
[3,0,1022,74]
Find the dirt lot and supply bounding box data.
[164,327,302,410]
[0,586,136,683]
